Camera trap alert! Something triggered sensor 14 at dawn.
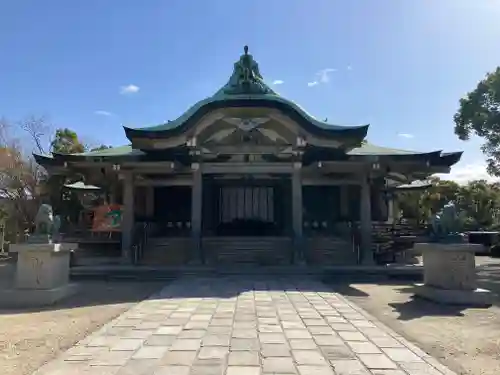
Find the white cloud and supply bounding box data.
[120,84,140,94]
[307,68,336,87]
[317,68,337,83]
[398,133,414,139]
[435,161,500,185]
[94,110,113,116]
[272,79,284,85]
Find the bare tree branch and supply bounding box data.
[0,116,52,239]
[18,115,51,154]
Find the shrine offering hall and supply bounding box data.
[36,46,462,267]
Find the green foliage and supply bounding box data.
[48,129,98,219]
[398,177,500,230]
[454,67,500,176]
[90,145,111,152]
[50,128,85,154]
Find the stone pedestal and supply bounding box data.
[0,242,77,307]
[414,243,492,306]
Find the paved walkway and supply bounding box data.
[34,277,456,375]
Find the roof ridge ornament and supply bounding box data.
[222,45,276,95]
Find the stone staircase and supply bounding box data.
[202,237,293,266]
[140,236,357,266]
[305,236,358,265]
[140,237,193,266]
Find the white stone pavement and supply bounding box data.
[33,276,457,375]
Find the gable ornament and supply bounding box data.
[223,46,275,95]
[223,117,270,132]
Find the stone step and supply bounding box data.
[305,237,357,265]
[141,237,192,266]
[142,236,357,266]
[202,237,292,266]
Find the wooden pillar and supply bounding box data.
[393,196,400,224]
[340,186,349,219]
[386,198,394,224]
[146,186,155,217]
[121,171,134,263]
[360,176,374,265]
[292,163,303,264]
[191,163,204,264]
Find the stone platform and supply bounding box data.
[414,243,493,307]
[70,264,424,280]
[0,284,78,307]
[1,242,77,307]
[33,276,456,375]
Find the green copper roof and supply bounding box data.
[347,143,426,156]
[70,145,139,157]
[139,94,364,133]
[39,142,457,160]
[124,46,369,139]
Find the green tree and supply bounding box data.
[457,180,500,229]
[46,128,88,221]
[398,178,461,223]
[397,177,500,231]
[50,128,85,154]
[454,67,500,176]
[90,145,111,152]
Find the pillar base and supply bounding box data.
[120,255,132,265]
[361,253,375,265]
[292,237,305,265]
[191,237,204,265]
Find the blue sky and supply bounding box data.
[2,0,500,182]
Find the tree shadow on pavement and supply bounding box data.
[324,283,370,297]
[387,285,469,321]
[0,269,366,314]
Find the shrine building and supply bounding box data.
[34,46,462,267]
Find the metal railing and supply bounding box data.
[131,222,150,265]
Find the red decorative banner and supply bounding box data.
[92,204,123,232]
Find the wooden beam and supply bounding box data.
[302,178,361,186]
[202,145,293,155]
[135,178,192,186]
[303,161,367,173]
[202,162,294,174]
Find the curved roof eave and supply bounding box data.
[347,147,463,168]
[63,181,102,190]
[437,151,463,167]
[123,96,369,141]
[394,181,433,191]
[50,146,144,162]
[33,153,60,167]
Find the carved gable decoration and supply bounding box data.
[200,116,291,147]
[223,117,270,132]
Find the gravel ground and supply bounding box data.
[327,256,500,375]
[332,282,500,375]
[0,263,163,375]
